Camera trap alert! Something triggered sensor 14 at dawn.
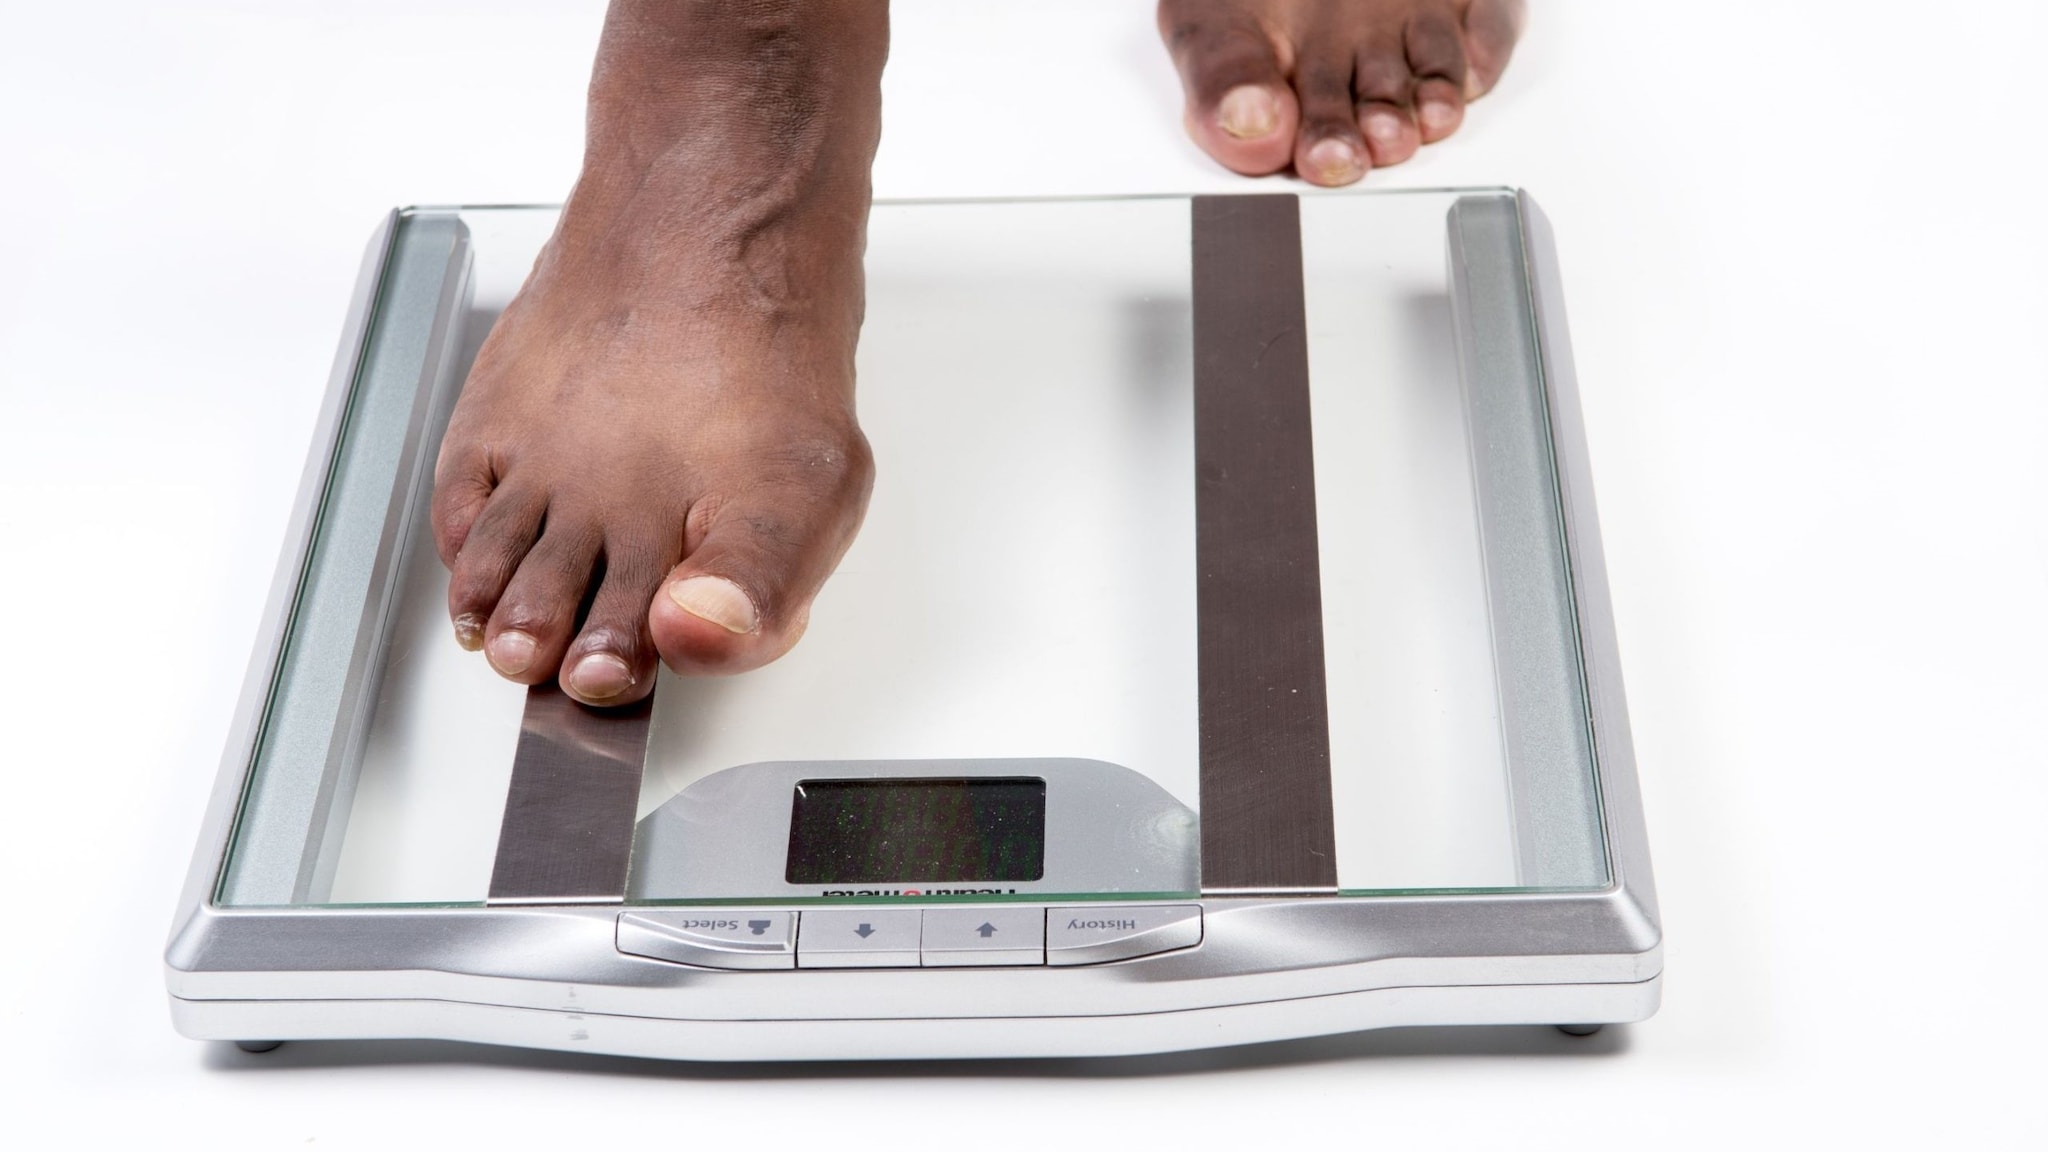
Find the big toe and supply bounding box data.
[651,573,797,676]
[1160,6,1297,175]
[1194,83,1297,176]
[650,452,870,676]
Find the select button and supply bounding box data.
[1046,904,1201,966]
[616,910,795,970]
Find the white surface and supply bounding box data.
[2,0,2044,1146]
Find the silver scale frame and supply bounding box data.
[165,192,1661,1061]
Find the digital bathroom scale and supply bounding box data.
[166,189,1661,1060]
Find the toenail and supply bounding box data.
[1364,110,1405,144]
[1306,138,1363,184]
[453,613,485,652]
[568,653,634,701]
[488,630,537,676]
[1420,100,1458,132]
[668,576,759,634]
[1218,85,1280,139]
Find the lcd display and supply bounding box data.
[785,778,1047,885]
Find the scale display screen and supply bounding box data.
[785,778,1047,884]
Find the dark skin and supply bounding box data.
[434,0,1523,706]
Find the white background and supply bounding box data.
[2,1,2044,1146]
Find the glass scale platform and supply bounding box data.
[166,189,1660,1060]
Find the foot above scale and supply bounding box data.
[1554,1024,1604,1037]
[234,1040,284,1053]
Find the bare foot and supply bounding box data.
[1159,0,1524,186]
[431,0,887,706]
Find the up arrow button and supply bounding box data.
[920,908,1043,967]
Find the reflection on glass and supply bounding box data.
[218,193,1608,909]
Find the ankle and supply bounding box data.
[557,1,886,303]
[581,1,888,180]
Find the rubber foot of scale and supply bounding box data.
[234,1040,285,1053]
[1554,1024,1604,1037]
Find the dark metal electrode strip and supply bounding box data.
[486,684,653,904]
[1190,193,1340,893]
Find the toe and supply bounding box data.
[484,524,601,685]
[653,571,782,676]
[558,524,677,707]
[1406,10,1469,143]
[1462,0,1526,99]
[1413,77,1464,143]
[1158,1,1298,176]
[649,502,835,676]
[651,439,872,677]
[1291,48,1369,187]
[1352,27,1419,169]
[1357,101,1419,168]
[430,442,494,567]
[443,482,544,652]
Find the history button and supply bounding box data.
[1045,904,1201,966]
